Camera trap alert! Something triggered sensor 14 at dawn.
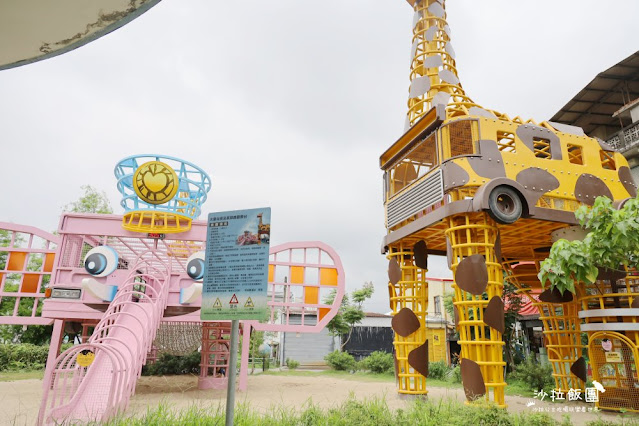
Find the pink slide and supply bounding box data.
[38,257,169,425]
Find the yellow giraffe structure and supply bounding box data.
[382,0,637,407]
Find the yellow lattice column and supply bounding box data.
[387,241,428,395]
[502,258,586,392]
[446,212,506,407]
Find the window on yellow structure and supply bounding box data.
[496,131,516,153]
[448,120,475,157]
[600,150,616,170]
[389,132,438,197]
[567,144,583,165]
[533,137,552,159]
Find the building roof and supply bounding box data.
[550,51,639,134]
[365,312,392,318]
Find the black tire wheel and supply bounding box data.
[488,186,523,224]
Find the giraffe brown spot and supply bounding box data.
[631,298,639,309]
[391,307,421,337]
[455,254,488,296]
[575,174,613,206]
[388,258,402,285]
[461,358,486,401]
[408,341,429,377]
[484,296,505,334]
[413,240,428,270]
[618,166,637,198]
[453,305,459,327]
[442,161,470,191]
[495,231,502,262]
[516,125,562,160]
[538,287,573,304]
[468,140,506,179]
[570,357,587,383]
[516,168,560,194]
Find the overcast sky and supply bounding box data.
[1,0,638,314]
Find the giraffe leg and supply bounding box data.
[388,241,428,396]
[446,212,506,407]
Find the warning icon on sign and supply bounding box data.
[244,297,254,308]
[213,298,222,308]
[229,294,239,305]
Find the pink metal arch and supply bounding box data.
[253,241,345,333]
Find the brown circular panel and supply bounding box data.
[461,358,486,401]
[618,166,638,197]
[455,254,488,295]
[484,296,505,334]
[538,287,573,303]
[570,357,587,383]
[597,267,626,283]
[391,307,421,337]
[575,174,613,206]
[413,240,428,270]
[494,231,502,262]
[408,341,429,378]
[388,258,402,285]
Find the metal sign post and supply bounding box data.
[225,319,239,426]
[202,207,271,426]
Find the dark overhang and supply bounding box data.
[550,51,639,134]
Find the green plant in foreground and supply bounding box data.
[100,396,579,426]
[539,195,639,294]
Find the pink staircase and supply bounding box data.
[37,256,170,425]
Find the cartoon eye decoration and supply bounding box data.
[84,246,119,277]
[186,251,205,281]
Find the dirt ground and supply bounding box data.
[1,374,635,425]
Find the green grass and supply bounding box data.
[262,368,534,397]
[0,369,44,381]
[98,396,636,426]
[262,368,397,383]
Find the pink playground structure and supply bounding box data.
[0,155,345,425]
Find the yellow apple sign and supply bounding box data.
[77,349,95,367]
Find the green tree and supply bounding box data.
[325,281,374,350]
[64,185,113,214]
[538,195,639,294]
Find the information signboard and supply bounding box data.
[201,207,271,321]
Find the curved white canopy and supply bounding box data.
[0,0,161,71]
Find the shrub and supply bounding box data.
[325,350,356,371]
[363,351,394,374]
[509,358,554,392]
[0,343,49,371]
[448,364,461,383]
[286,358,300,370]
[141,350,200,376]
[428,360,449,380]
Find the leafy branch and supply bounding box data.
[538,196,639,294]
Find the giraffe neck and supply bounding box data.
[406,0,482,127]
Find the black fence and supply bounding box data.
[342,326,394,361]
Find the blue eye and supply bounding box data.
[84,246,118,277]
[186,251,205,281]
